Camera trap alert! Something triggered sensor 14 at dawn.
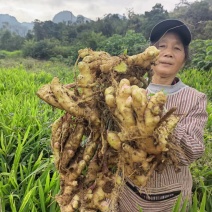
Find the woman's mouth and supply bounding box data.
[160,61,173,66]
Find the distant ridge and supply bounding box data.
[52,11,91,24]
[0,11,91,37]
[0,14,33,36]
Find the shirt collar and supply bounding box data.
[147,78,188,95]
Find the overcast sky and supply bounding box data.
[0,0,196,23]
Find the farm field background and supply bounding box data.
[0,58,211,212]
[1,0,212,210]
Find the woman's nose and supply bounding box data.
[163,49,173,58]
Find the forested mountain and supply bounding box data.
[0,14,33,36]
[0,11,91,36]
[52,11,91,24]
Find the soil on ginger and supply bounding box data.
[36,46,182,212]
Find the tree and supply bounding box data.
[97,30,147,56]
[0,30,24,51]
[170,0,212,39]
[186,1,212,24]
[76,31,106,50]
[22,39,57,59]
[126,9,144,33]
[32,20,63,41]
[203,21,212,39]
[32,20,46,41]
[0,30,12,50]
[142,4,169,39]
[95,14,128,37]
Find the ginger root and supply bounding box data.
[36,46,181,212]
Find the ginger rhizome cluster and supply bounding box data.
[36,46,180,212]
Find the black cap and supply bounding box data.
[150,19,191,45]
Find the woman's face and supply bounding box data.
[152,32,186,80]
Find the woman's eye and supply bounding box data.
[158,45,165,48]
[175,46,182,51]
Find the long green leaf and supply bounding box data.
[18,187,37,212]
[9,194,17,212]
[20,160,50,184]
[180,197,188,212]
[38,179,46,212]
[172,193,182,212]
[192,191,198,212]
[44,171,50,193]
[11,134,24,177]
[200,190,206,212]
[49,179,60,212]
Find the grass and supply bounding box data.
[0,50,22,59]
[0,64,74,211]
[0,60,211,211]
[179,68,212,101]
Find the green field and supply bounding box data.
[0,59,211,212]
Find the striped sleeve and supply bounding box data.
[171,92,208,165]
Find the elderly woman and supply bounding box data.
[118,19,208,212]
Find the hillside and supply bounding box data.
[0,14,33,36]
[0,11,91,36]
[52,10,91,24]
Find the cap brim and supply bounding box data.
[150,19,191,45]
